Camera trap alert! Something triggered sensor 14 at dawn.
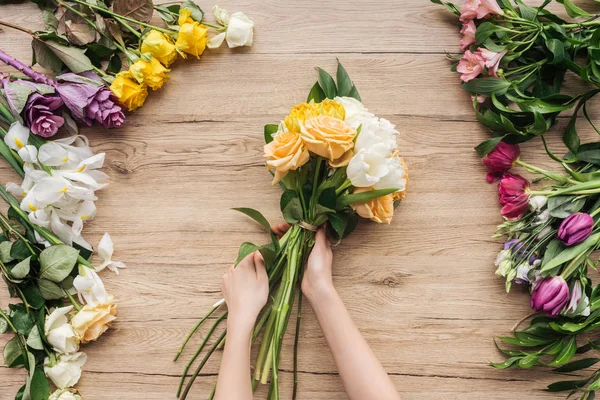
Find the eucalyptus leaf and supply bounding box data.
[39,245,79,283]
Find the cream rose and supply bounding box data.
[44,352,87,389]
[45,306,80,354]
[264,130,310,184]
[334,96,374,129]
[49,389,83,400]
[71,301,117,343]
[300,115,356,164]
[351,188,394,224]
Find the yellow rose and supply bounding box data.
[71,301,117,343]
[351,187,394,224]
[110,71,148,112]
[130,57,170,91]
[284,100,345,133]
[141,30,178,67]
[264,130,310,184]
[176,8,208,59]
[300,115,356,164]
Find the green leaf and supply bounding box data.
[475,22,503,44]
[26,367,50,400]
[4,337,25,368]
[37,279,64,300]
[0,317,7,334]
[547,377,593,392]
[578,143,600,165]
[318,188,337,210]
[429,0,460,15]
[32,39,63,72]
[307,82,326,103]
[9,304,33,336]
[557,0,590,18]
[548,196,586,218]
[234,242,276,268]
[39,245,79,283]
[517,354,539,368]
[475,136,507,157]
[336,61,353,97]
[11,257,31,280]
[541,233,600,273]
[347,85,361,101]
[549,336,578,366]
[21,284,45,310]
[317,68,337,99]
[0,241,14,263]
[553,357,600,372]
[181,0,204,22]
[490,356,521,369]
[282,197,303,223]
[463,78,511,96]
[42,9,58,31]
[232,207,278,248]
[337,188,398,208]
[26,326,43,351]
[11,240,32,260]
[515,0,536,20]
[264,124,278,144]
[546,39,565,65]
[33,38,94,73]
[564,118,580,153]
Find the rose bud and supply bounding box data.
[557,213,594,246]
[483,142,520,183]
[498,173,530,219]
[530,276,570,316]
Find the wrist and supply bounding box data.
[226,312,257,334]
[303,282,338,305]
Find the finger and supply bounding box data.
[238,252,255,271]
[254,251,267,282]
[272,222,292,238]
[228,265,235,274]
[315,226,327,247]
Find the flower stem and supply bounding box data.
[0,48,54,85]
[0,306,17,333]
[173,303,219,361]
[64,289,82,311]
[0,21,34,35]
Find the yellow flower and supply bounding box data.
[71,301,117,343]
[351,187,394,224]
[130,57,170,91]
[176,8,208,59]
[300,115,356,164]
[110,71,148,112]
[141,30,178,67]
[284,100,345,133]
[264,130,310,184]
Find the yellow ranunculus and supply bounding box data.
[71,301,117,343]
[141,30,178,67]
[110,71,148,112]
[351,187,394,224]
[130,57,170,91]
[284,100,345,133]
[264,130,310,184]
[300,115,356,164]
[176,8,208,59]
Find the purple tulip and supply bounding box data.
[530,277,570,316]
[558,213,594,246]
[24,93,65,138]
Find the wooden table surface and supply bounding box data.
[1,0,597,399]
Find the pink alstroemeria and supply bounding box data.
[457,50,485,82]
[478,48,507,77]
[459,0,479,22]
[460,0,504,22]
[460,20,477,50]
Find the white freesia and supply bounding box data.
[44,352,87,389]
[96,233,126,274]
[207,6,254,49]
[5,122,29,151]
[73,266,109,306]
[334,96,374,130]
[49,389,82,400]
[45,306,79,354]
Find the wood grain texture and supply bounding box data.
[1,0,599,399]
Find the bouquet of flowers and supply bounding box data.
[0,0,254,111]
[0,64,124,400]
[174,61,408,400]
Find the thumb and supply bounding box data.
[254,251,268,283]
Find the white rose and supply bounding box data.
[334,96,374,130]
[44,352,87,389]
[225,12,254,48]
[49,389,82,400]
[347,145,391,188]
[528,196,547,212]
[45,306,80,354]
[354,117,398,155]
[211,5,229,25]
[73,267,109,307]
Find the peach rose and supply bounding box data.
[300,115,356,165]
[264,130,310,184]
[71,301,117,343]
[351,187,394,224]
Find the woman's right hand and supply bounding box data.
[302,227,334,300]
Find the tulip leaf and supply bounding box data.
[26,326,43,351]
[554,357,600,372]
[336,61,353,97]
[547,195,586,218]
[39,245,79,283]
[264,124,278,144]
[337,188,398,208]
[549,336,578,366]
[10,257,31,280]
[317,68,337,99]
[37,279,64,300]
[3,337,25,368]
[541,233,600,273]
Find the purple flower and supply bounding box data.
[55,72,125,129]
[530,277,570,316]
[24,93,65,138]
[558,213,594,247]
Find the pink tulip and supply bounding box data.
[478,48,507,76]
[457,50,485,82]
[498,173,530,219]
[557,213,594,246]
[483,142,520,183]
[460,20,477,49]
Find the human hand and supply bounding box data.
[302,227,334,301]
[221,251,269,330]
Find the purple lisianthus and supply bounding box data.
[24,93,65,138]
[85,88,125,128]
[558,213,594,247]
[530,276,569,316]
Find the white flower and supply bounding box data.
[18,145,38,163]
[537,225,553,240]
[44,352,87,389]
[514,262,532,284]
[73,266,109,306]
[495,259,512,277]
[334,97,374,130]
[49,389,82,400]
[96,233,125,274]
[372,155,407,192]
[529,196,547,212]
[494,249,510,267]
[354,117,398,154]
[533,209,551,226]
[5,122,29,151]
[347,147,407,192]
[207,7,254,49]
[45,306,80,354]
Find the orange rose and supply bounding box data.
[300,115,356,165]
[351,187,394,224]
[264,130,310,184]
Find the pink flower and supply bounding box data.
[498,173,530,219]
[457,50,485,82]
[531,277,569,316]
[460,20,477,49]
[557,213,594,247]
[478,48,507,77]
[460,0,479,22]
[483,142,520,183]
[477,0,504,19]
[471,95,487,104]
